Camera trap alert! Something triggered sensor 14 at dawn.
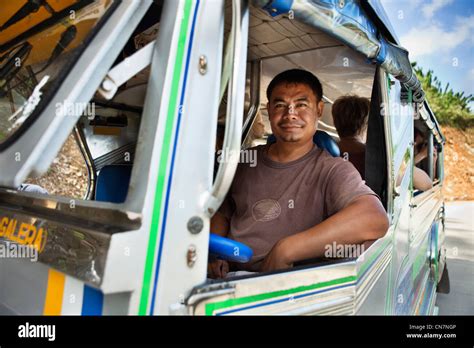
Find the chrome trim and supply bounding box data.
[428,132,434,179]
[281,295,354,315]
[191,260,356,315]
[73,124,96,200]
[0,190,141,232]
[241,60,261,141]
[203,0,249,216]
[355,244,392,311]
[187,286,236,310]
[380,69,394,218]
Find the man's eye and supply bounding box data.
[274,104,285,108]
[296,103,308,108]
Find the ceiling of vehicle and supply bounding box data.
[225,2,343,61]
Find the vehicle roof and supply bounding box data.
[364,0,400,45]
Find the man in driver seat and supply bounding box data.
[209,69,389,278]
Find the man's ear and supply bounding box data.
[316,100,324,119]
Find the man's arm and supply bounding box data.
[261,195,389,272]
[208,212,231,278]
[413,166,433,191]
[210,212,230,237]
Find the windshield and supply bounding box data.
[0,0,115,145]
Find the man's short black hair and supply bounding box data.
[266,69,323,102]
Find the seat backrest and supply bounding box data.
[266,130,340,157]
[95,165,132,203]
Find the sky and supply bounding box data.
[380,0,474,109]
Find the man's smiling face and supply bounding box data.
[267,82,324,144]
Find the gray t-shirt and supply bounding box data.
[219,144,378,271]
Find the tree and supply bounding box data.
[412,62,474,129]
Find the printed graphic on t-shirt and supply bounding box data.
[251,199,281,222]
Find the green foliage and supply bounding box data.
[412,62,474,129]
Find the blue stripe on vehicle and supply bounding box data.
[81,285,103,316]
[357,255,380,284]
[215,282,355,315]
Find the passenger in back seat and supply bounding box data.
[331,95,369,179]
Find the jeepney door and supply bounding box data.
[383,73,425,314]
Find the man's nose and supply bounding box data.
[283,104,298,118]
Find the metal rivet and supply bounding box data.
[187,216,203,234]
[339,0,345,8]
[187,245,197,267]
[102,78,114,92]
[199,55,207,75]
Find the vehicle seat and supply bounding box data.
[266,130,340,157]
[95,164,132,203]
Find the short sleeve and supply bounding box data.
[325,159,379,217]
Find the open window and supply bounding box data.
[411,100,445,198]
[209,2,387,282]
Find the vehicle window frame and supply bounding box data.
[412,129,442,198]
[207,66,388,282]
[0,0,121,151]
[0,0,153,192]
[0,0,162,227]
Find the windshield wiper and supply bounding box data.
[0,42,32,92]
[0,24,77,96]
[0,0,56,32]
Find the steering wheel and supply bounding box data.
[209,233,253,263]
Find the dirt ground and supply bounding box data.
[26,134,88,199]
[26,126,473,201]
[441,126,474,201]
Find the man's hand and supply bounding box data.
[260,238,293,272]
[260,195,388,268]
[208,259,229,279]
[208,212,231,278]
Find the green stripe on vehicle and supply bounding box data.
[205,275,356,316]
[138,0,193,315]
[358,237,391,278]
[385,221,398,314]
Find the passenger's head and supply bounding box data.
[331,95,370,138]
[414,127,424,146]
[266,69,324,145]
